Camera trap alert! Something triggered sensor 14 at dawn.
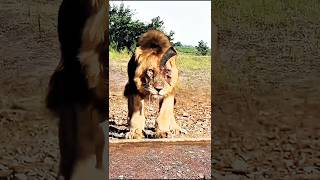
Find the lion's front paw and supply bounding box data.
[125,128,145,139]
[170,127,187,136]
[155,124,187,138]
[170,123,187,136]
[155,129,173,138]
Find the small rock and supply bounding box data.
[231,159,248,172]
[0,170,13,178]
[198,173,205,178]
[43,157,52,164]
[0,164,8,170]
[177,173,182,178]
[27,170,37,176]
[182,112,188,117]
[15,173,28,180]
[21,156,34,163]
[284,160,295,169]
[303,166,317,174]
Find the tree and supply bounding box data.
[109,3,175,52]
[195,40,209,55]
[145,17,175,42]
[109,3,144,51]
[167,30,175,43]
[146,16,164,30]
[173,41,182,47]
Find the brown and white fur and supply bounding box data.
[46,0,107,179]
[124,30,186,139]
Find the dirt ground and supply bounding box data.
[212,19,320,178]
[109,60,211,140]
[0,0,61,179]
[109,140,211,179]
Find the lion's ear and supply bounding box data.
[160,47,177,67]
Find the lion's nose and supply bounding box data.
[155,87,162,92]
[154,83,163,92]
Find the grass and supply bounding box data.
[109,47,211,71]
[176,54,210,71]
[213,0,320,30]
[175,46,198,55]
[109,47,131,62]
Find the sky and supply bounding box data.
[110,1,211,47]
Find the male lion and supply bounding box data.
[46,0,107,179]
[124,30,185,139]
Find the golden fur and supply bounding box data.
[124,30,185,139]
[46,0,107,179]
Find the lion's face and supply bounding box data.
[131,46,178,99]
[142,63,173,97]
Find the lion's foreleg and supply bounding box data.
[126,95,145,139]
[58,107,78,180]
[91,110,105,170]
[156,95,185,138]
[70,105,106,180]
[156,95,174,138]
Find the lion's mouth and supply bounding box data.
[149,93,163,101]
[152,94,162,97]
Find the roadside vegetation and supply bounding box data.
[109,2,211,72]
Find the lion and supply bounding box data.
[45,0,107,179]
[124,30,186,139]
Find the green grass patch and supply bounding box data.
[110,47,210,71]
[177,54,210,71]
[213,0,320,29]
[109,47,131,61]
[175,46,197,55]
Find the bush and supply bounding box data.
[195,40,209,56]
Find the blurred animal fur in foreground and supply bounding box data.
[45,0,107,179]
[124,30,186,139]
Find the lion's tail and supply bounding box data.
[137,30,171,54]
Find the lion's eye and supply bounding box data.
[165,69,172,78]
[146,69,153,77]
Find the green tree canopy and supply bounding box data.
[173,41,183,47]
[195,40,209,56]
[109,3,175,52]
